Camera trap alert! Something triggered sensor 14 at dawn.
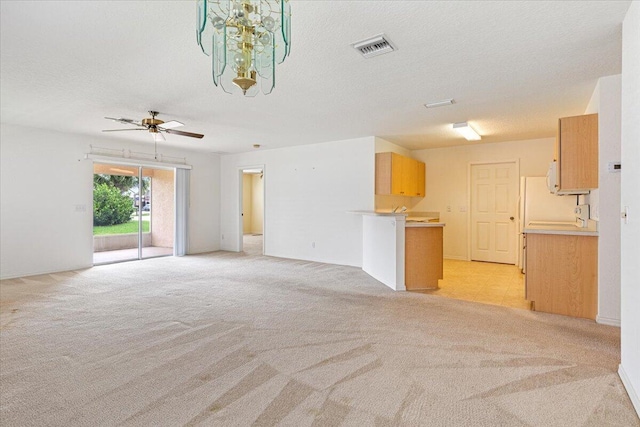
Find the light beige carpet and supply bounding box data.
[1,251,638,426]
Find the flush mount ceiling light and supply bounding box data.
[196,0,291,96]
[452,122,481,141]
[425,99,455,108]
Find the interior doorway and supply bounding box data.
[240,167,264,255]
[469,161,518,264]
[93,163,174,264]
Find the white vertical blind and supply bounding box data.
[174,168,190,256]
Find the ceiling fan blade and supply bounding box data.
[102,129,147,132]
[104,117,145,127]
[158,120,184,129]
[164,128,204,139]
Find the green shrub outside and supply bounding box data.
[93,183,135,226]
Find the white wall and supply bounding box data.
[0,124,220,279]
[219,137,375,267]
[584,74,622,326]
[619,0,640,416]
[375,137,412,157]
[411,138,555,260]
[188,151,220,255]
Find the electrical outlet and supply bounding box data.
[74,204,86,212]
[446,206,451,212]
[222,234,225,240]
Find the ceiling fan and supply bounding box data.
[103,111,204,141]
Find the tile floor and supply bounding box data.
[416,259,531,310]
[242,234,263,256]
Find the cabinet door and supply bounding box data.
[525,233,597,319]
[375,152,392,195]
[405,226,443,289]
[401,157,418,196]
[558,114,598,191]
[391,153,404,195]
[416,161,425,197]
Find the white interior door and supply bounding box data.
[470,162,518,264]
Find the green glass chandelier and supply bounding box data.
[197,0,291,96]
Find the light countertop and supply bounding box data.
[348,210,408,217]
[524,221,598,236]
[405,222,445,228]
[406,216,438,222]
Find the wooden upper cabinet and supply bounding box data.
[557,113,598,191]
[375,152,425,197]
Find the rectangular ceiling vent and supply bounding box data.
[352,34,396,58]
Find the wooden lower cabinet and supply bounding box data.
[525,233,597,320]
[405,227,443,290]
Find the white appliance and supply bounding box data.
[546,161,558,193]
[518,176,578,270]
[546,161,589,195]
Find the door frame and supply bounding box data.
[91,160,181,264]
[238,164,266,254]
[467,159,520,262]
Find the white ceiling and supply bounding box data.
[0,1,630,154]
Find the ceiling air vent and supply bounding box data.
[352,34,396,58]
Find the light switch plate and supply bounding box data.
[608,161,621,173]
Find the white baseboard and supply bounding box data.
[444,255,468,261]
[596,315,621,327]
[0,263,92,281]
[619,364,640,417]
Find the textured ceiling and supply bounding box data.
[0,1,631,154]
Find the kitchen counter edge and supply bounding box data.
[347,210,408,217]
[524,226,598,236]
[405,222,445,228]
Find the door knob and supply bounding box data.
[510,216,514,220]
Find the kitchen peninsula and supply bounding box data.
[351,211,445,291]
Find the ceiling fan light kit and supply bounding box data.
[196,0,291,96]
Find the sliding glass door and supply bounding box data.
[93,163,174,265]
[141,167,174,259]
